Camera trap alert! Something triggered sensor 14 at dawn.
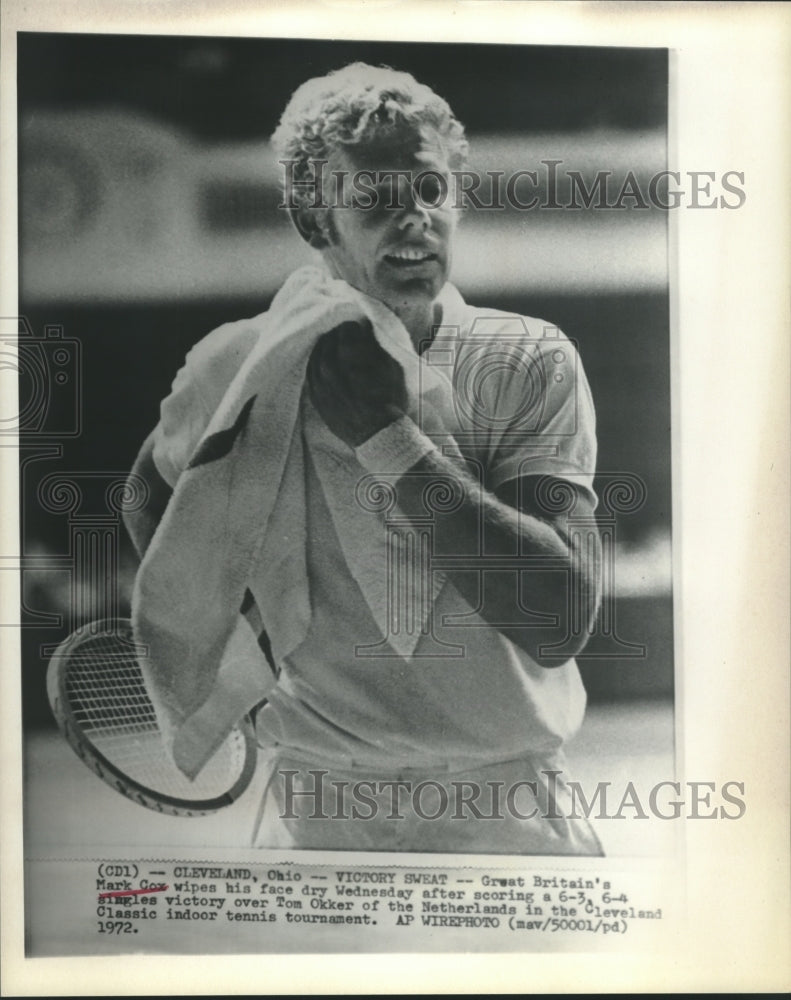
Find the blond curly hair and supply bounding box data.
[271,62,468,190]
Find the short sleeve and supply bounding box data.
[454,316,598,508]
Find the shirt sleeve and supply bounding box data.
[464,319,598,508]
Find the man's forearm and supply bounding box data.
[356,418,601,666]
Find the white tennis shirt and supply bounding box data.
[152,282,598,771]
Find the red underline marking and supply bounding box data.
[98,885,168,899]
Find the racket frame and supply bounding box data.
[46,618,258,817]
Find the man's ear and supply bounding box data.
[289,205,330,249]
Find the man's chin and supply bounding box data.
[376,272,445,306]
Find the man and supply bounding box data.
[125,63,603,854]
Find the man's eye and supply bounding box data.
[414,175,445,208]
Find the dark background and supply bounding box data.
[19,34,666,137]
[17,33,672,726]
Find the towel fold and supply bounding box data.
[132,265,455,779]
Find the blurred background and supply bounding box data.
[15,35,672,750]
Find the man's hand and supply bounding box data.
[307,320,408,447]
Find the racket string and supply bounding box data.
[59,627,248,800]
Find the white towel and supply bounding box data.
[132,265,455,779]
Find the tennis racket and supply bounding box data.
[46,618,258,816]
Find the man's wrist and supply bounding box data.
[354,415,437,476]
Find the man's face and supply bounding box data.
[318,127,459,315]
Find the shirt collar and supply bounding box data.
[435,282,468,334]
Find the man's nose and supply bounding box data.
[397,182,431,230]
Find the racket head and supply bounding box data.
[46,618,258,816]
